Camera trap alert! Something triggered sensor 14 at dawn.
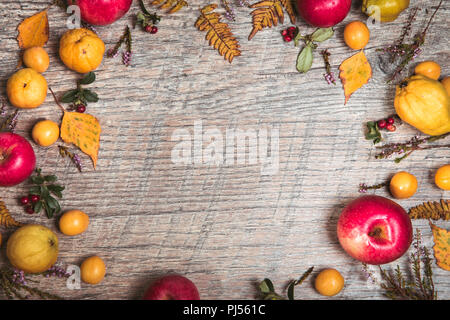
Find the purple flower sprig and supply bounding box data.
[107,25,133,67]
[43,264,73,279]
[377,0,443,83]
[221,0,236,21]
[375,133,450,163]
[321,49,336,85]
[59,145,83,172]
[358,181,389,194]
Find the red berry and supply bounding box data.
[288,26,296,35]
[25,206,34,215]
[30,194,40,203]
[386,124,396,132]
[377,119,387,129]
[387,117,395,125]
[282,29,288,36]
[284,35,292,42]
[150,26,158,34]
[145,25,152,33]
[76,104,86,113]
[20,196,29,205]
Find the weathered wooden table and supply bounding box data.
[0,0,449,299]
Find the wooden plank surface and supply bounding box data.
[0,0,449,299]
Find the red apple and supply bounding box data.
[337,195,413,265]
[0,132,36,187]
[296,0,352,28]
[68,0,133,26]
[143,274,200,300]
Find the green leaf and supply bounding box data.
[139,0,152,16]
[296,45,313,73]
[47,184,65,198]
[311,28,334,42]
[40,186,49,199]
[31,175,44,185]
[79,72,96,85]
[60,89,80,103]
[259,279,274,294]
[33,201,43,214]
[82,89,99,103]
[365,121,382,144]
[29,186,41,195]
[44,175,57,183]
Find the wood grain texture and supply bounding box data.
[0,0,449,299]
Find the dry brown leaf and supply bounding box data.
[151,0,188,13]
[339,50,372,104]
[60,111,101,169]
[17,9,49,49]
[248,0,285,41]
[195,4,241,63]
[409,200,450,221]
[280,0,296,24]
[429,221,450,271]
[0,199,24,228]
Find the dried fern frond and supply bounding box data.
[0,199,23,228]
[150,0,188,13]
[195,4,241,63]
[280,0,296,24]
[248,0,284,41]
[409,200,450,221]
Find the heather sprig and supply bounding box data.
[375,133,450,163]
[221,0,236,21]
[108,25,133,67]
[364,230,437,300]
[358,181,388,194]
[378,0,444,83]
[0,267,63,300]
[59,145,82,172]
[0,98,19,133]
[321,49,335,85]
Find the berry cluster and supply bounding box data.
[377,117,396,132]
[19,194,40,214]
[281,26,297,42]
[144,25,158,34]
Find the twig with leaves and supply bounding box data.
[59,72,98,112]
[375,133,450,163]
[294,28,334,73]
[258,267,314,300]
[28,168,65,219]
[136,0,161,32]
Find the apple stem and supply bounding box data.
[369,227,382,238]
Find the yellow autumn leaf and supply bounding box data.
[430,221,450,271]
[339,50,372,105]
[60,112,101,169]
[17,9,49,49]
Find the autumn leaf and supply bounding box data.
[430,221,450,271]
[339,50,372,105]
[150,0,188,13]
[195,4,241,63]
[248,0,285,41]
[0,199,24,228]
[60,112,101,169]
[17,9,49,49]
